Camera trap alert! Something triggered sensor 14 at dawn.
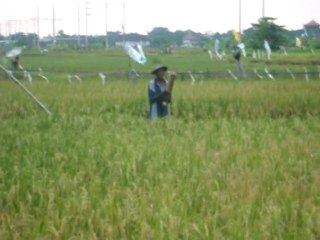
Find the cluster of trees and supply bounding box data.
[0,33,38,48]
[147,27,206,48]
[243,17,320,50]
[1,17,319,50]
[243,18,288,50]
[101,29,206,48]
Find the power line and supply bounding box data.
[41,6,62,44]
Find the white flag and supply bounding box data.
[252,50,257,60]
[214,39,220,53]
[238,43,247,57]
[124,43,147,65]
[6,48,23,58]
[208,50,214,60]
[214,39,223,59]
[264,40,272,60]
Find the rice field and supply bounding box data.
[0,49,320,239]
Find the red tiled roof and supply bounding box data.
[304,20,320,26]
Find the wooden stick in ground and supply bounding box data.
[166,71,176,93]
[0,64,52,116]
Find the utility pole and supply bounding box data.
[29,6,42,48]
[52,6,56,44]
[37,6,40,48]
[262,0,265,18]
[8,19,18,41]
[105,0,109,50]
[6,21,12,36]
[85,1,90,48]
[41,6,61,45]
[122,0,126,45]
[78,0,81,46]
[25,20,29,34]
[239,0,242,40]
[123,0,126,33]
[18,20,23,33]
[9,19,18,35]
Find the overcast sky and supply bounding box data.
[0,0,319,36]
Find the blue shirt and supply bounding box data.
[148,79,170,119]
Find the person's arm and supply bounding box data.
[148,79,173,104]
[148,86,162,103]
[162,91,171,103]
[149,88,171,103]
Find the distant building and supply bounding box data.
[304,20,320,37]
[40,36,86,48]
[0,40,11,46]
[115,33,150,47]
[181,31,200,48]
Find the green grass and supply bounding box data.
[2,48,320,75]
[0,50,320,239]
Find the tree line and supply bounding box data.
[1,18,319,50]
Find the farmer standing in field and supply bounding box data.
[148,65,176,119]
[232,47,245,78]
[12,55,23,70]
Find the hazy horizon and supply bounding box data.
[0,0,319,37]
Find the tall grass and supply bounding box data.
[0,79,319,239]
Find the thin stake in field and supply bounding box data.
[264,40,272,60]
[257,50,262,60]
[214,39,223,60]
[280,46,288,56]
[0,64,52,116]
[265,67,275,80]
[38,73,49,83]
[129,68,140,83]
[74,75,82,83]
[189,71,196,85]
[99,72,106,85]
[200,71,204,85]
[208,50,214,60]
[38,68,49,83]
[286,68,295,80]
[67,74,73,83]
[228,69,238,81]
[252,50,257,60]
[254,69,263,79]
[23,70,32,83]
[304,67,310,82]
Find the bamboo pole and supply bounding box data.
[0,64,52,116]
